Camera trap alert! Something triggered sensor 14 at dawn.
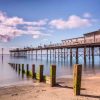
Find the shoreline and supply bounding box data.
[0,74,100,100]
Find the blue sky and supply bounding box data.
[0,0,100,53]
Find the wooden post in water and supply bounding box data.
[26,64,29,76]
[73,64,82,96]
[22,64,25,74]
[18,64,21,74]
[38,65,44,82]
[32,64,35,78]
[15,64,17,71]
[50,65,56,87]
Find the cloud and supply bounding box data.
[83,13,91,18]
[0,11,50,42]
[49,15,93,29]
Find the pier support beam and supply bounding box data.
[50,49,51,60]
[70,48,72,64]
[61,48,63,60]
[64,48,65,61]
[55,49,56,61]
[89,47,90,60]
[36,50,37,60]
[84,47,86,64]
[58,49,59,61]
[91,47,94,66]
[41,49,42,60]
[47,49,48,61]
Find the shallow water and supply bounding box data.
[0,54,100,86]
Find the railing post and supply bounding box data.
[32,64,35,78]
[50,65,56,87]
[73,64,82,96]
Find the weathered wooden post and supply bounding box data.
[50,65,56,87]
[18,64,20,71]
[73,64,82,96]
[70,48,72,64]
[37,65,44,82]
[26,64,29,76]
[32,64,35,78]
[18,64,21,74]
[22,64,25,74]
[15,64,17,71]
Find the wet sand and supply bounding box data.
[0,75,100,100]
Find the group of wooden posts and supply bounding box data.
[8,63,82,96]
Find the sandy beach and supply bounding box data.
[0,75,100,100]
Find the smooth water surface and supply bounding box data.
[0,54,100,86]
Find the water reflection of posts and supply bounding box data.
[76,48,78,64]
[2,48,3,63]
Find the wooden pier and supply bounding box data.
[9,30,100,64]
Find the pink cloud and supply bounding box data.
[0,11,50,42]
[49,15,93,29]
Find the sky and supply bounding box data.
[0,0,100,54]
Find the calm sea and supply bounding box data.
[0,54,100,87]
